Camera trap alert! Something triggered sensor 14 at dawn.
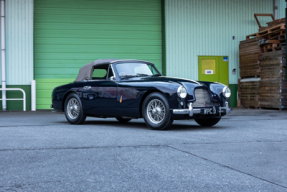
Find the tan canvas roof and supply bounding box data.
[74,59,117,82]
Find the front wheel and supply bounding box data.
[194,117,221,127]
[64,93,86,124]
[142,92,173,130]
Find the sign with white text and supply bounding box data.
[205,70,213,74]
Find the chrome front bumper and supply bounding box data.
[173,102,231,116]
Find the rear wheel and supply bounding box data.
[142,92,173,130]
[116,117,132,123]
[64,93,86,124]
[194,117,221,127]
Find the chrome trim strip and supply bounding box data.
[189,102,193,116]
[173,102,231,116]
[173,109,189,115]
[219,106,231,115]
[110,59,152,64]
[193,109,201,114]
[110,65,117,79]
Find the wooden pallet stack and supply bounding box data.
[239,38,261,108]
[259,50,287,109]
[246,20,286,40]
[246,20,286,54]
[266,18,285,29]
[239,79,260,108]
[239,38,261,78]
[239,17,286,109]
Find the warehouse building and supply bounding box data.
[0,0,286,110]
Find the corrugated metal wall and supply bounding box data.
[0,0,34,85]
[165,0,274,84]
[278,0,286,19]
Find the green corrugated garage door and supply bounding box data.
[34,0,162,109]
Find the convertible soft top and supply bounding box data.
[74,59,117,82]
[74,59,153,82]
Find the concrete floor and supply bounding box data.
[0,109,287,191]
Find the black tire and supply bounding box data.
[116,117,132,123]
[142,92,173,130]
[64,93,86,124]
[194,117,221,127]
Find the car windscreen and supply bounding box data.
[115,63,159,78]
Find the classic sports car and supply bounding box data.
[51,59,231,130]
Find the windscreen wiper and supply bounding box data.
[135,73,150,77]
[120,74,150,79]
[120,75,137,79]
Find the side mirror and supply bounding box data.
[110,76,116,81]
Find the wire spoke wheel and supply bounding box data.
[64,93,86,124]
[147,99,166,124]
[142,92,173,130]
[67,98,80,119]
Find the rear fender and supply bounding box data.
[61,89,80,111]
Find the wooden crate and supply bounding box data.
[239,38,260,78]
[259,51,287,109]
[239,80,260,108]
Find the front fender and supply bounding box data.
[136,82,181,109]
[147,81,181,109]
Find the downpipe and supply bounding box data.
[1,0,6,111]
[274,0,278,20]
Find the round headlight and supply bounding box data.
[177,86,187,99]
[223,86,231,98]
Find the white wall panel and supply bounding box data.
[165,0,274,84]
[4,0,33,85]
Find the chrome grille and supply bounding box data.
[193,88,213,107]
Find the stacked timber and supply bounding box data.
[259,18,285,32]
[246,19,285,41]
[239,32,260,108]
[259,50,287,109]
[258,29,286,53]
[239,38,260,78]
[266,18,286,28]
[239,17,287,109]
[239,79,260,108]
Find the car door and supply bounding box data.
[81,64,118,116]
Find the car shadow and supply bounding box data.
[168,123,227,131]
[56,120,148,130]
[56,119,227,131]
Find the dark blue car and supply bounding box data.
[51,59,231,130]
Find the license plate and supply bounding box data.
[204,108,216,115]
